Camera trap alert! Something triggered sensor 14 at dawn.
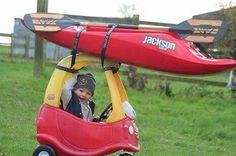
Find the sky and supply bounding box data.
[0,0,235,43]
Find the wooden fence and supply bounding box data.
[119,71,228,87]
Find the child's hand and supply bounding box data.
[93,115,100,122]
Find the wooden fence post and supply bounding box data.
[132,14,139,25]
[227,69,236,95]
[23,35,30,58]
[126,14,141,89]
[9,33,13,62]
[34,0,48,77]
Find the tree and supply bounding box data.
[214,6,236,57]
[224,7,236,58]
[216,5,236,94]
[118,4,136,18]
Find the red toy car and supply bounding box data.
[32,54,139,156]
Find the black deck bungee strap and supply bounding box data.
[56,65,79,73]
[100,24,118,69]
[103,64,121,74]
[70,27,85,68]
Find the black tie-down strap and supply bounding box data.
[103,63,121,74]
[100,25,121,73]
[70,27,85,68]
[56,65,79,73]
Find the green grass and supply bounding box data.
[0,57,236,155]
[0,45,10,55]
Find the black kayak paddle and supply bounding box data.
[23,13,227,44]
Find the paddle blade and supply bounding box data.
[170,19,228,43]
[23,13,79,32]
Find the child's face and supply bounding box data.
[74,88,92,103]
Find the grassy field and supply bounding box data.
[0,50,236,155]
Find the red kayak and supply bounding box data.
[22,13,236,75]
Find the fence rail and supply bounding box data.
[0,33,12,37]
[119,71,228,87]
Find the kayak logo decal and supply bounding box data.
[142,36,176,51]
[39,17,56,27]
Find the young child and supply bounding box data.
[62,73,96,121]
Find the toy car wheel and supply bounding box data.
[118,153,133,156]
[32,144,56,156]
[118,151,134,156]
